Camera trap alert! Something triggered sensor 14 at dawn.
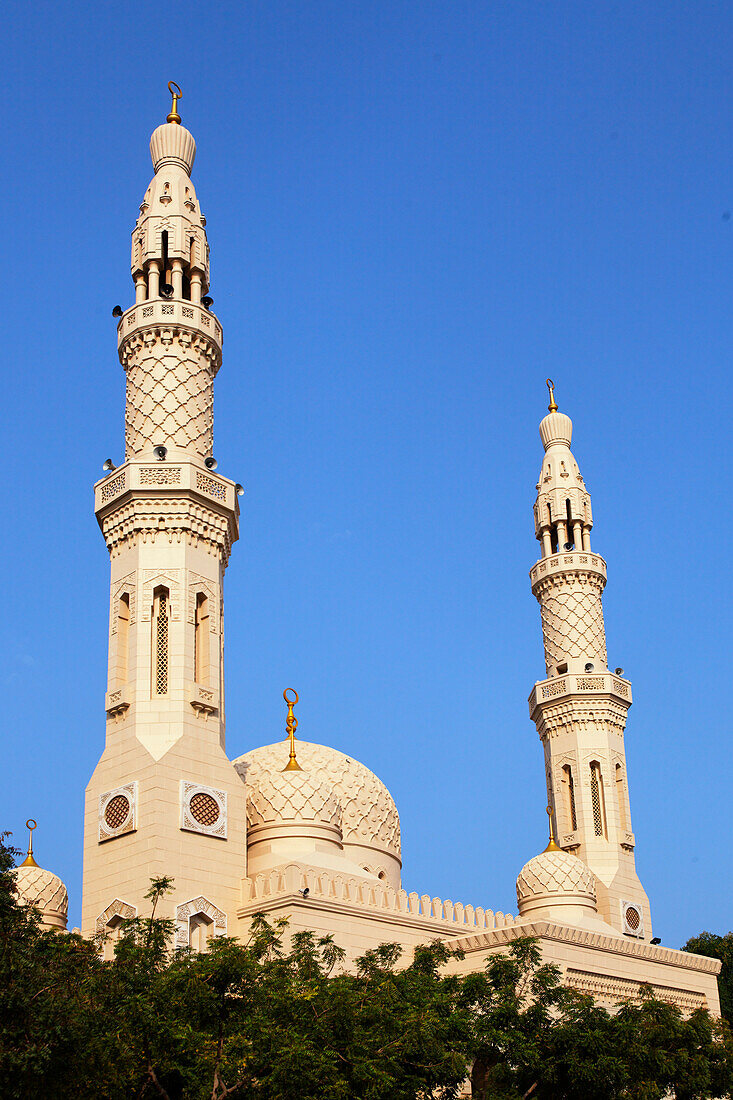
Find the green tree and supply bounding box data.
[683,931,733,1025]
[0,833,107,1099]
[2,830,732,1100]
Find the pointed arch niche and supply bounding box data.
[175,896,226,951]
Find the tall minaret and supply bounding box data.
[82,86,247,949]
[528,381,651,939]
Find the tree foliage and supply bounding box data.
[683,931,733,1026]
[1,834,731,1098]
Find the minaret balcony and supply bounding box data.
[116,300,222,356]
[530,550,607,586]
[94,459,238,515]
[528,671,632,716]
[94,459,240,562]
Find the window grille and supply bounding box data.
[154,590,169,695]
[590,762,606,838]
[189,792,220,827]
[104,794,131,830]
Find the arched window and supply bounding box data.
[562,764,577,831]
[117,593,130,685]
[616,763,628,833]
[152,587,170,696]
[189,912,214,952]
[194,593,209,685]
[590,761,607,838]
[102,915,126,962]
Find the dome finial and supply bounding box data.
[282,688,303,771]
[544,804,562,853]
[20,818,38,868]
[166,81,182,125]
[546,378,558,413]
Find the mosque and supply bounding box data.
[13,86,721,1013]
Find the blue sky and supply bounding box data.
[2,1,731,947]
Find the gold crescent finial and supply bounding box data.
[544,804,562,852]
[167,81,182,125]
[282,688,302,771]
[546,378,558,413]
[20,818,39,867]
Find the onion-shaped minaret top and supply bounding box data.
[150,83,196,175]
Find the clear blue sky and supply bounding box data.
[2,1,731,947]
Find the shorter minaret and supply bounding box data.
[528,382,651,938]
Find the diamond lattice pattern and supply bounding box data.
[540,583,607,674]
[236,741,401,857]
[105,795,131,830]
[516,850,596,901]
[125,345,214,458]
[189,793,221,827]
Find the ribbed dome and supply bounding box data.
[150,122,196,175]
[539,411,573,451]
[235,741,401,857]
[516,849,596,908]
[14,864,68,930]
[244,764,342,831]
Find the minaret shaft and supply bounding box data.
[528,399,651,939]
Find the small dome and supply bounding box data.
[235,741,401,858]
[14,864,68,931]
[244,765,342,831]
[516,849,596,909]
[539,411,573,451]
[150,122,196,175]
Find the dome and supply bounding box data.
[14,864,68,931]
[150,122,196,175]
[245,766,342,831]
[234,741,401,858]
[516,848,596,919]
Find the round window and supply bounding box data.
[190,792,220,827]
[105,794,131,830]
[625,905,641,931]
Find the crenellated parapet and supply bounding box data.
[241,862,516,934]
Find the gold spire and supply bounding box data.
[546,378,558,413]
[282,688,303,771]
[166,81,182,125]
[543,805,562,852]
[20,818,38,867]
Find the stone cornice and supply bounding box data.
[450,920,721,975]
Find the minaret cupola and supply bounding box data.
[132,82,209,308]
[533,380,593,559]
